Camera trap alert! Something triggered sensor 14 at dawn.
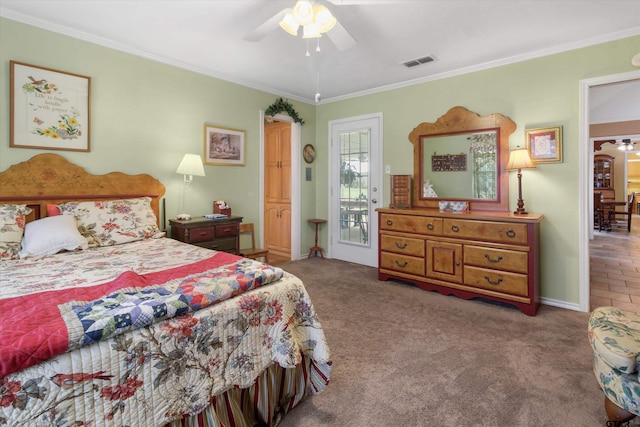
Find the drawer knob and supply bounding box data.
[394,260,408,268]
[451,225,459,233]
[386,219,393,226]
[395,241,408,249]
[484,275,503,286]
[484,254,503,263]
[506,229,516,238]
[427,223,434,230]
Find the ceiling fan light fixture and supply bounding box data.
[293,0,314,25]
[618,138,634,151]
[314,5,336,33]
[279,11,300,36]
[303,23,321,39]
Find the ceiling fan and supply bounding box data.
[594,138,640,152]
[244,0,396,51]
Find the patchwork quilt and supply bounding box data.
[0,238,331,426]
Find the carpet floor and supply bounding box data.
[275,257,628,427]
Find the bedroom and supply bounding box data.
[1,1,640,425]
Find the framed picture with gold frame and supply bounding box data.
[303,144,316,163]
[204,124,245,166]
[10,61,91,152]
[525,126,563,163]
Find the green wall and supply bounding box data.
[2,16,639,307]
[315,36,640,306]
[0,18,318,254]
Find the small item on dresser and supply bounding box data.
[214,200,231,216]
[205,213,227,219]
[438,201,469,213]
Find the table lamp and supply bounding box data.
[176,153,205,220]
[506,147,535,215]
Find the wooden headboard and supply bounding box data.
[0,154,166,225]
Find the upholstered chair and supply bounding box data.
[589,306,640,425]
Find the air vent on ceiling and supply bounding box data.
[403,55,436,68]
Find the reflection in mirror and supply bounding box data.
[421,130,498,200]
[409,106,516,212]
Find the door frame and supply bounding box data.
[578,70,640,312]
[259,111,301,260]
[327,112,383,266]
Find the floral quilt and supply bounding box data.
[0,239,331,426]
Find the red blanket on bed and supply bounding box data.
[0,251,240,378]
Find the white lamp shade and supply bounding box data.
[506,148,535,170]
[176,154,205,177]
[292,0,314,25]
[302,22,321,39]
[314,5,336,33]
[279,11,299,36]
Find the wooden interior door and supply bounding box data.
[264,121,292,258]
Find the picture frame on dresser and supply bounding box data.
[204,124,245,166]
[525,126,563,163]
[10,61,91,152]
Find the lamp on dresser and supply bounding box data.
[507,147,535,215]
[176,153,205,220]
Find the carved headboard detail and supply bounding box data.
[0,154,166,225]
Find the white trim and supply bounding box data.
[578,70,640,313]
[259,112,301,261]
[540,297,581,313]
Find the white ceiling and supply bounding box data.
[1,0,640,104]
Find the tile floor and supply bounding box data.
[590,214,640,312]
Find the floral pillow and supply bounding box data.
[58,197,161,247]
[0,204,32,260]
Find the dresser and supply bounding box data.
[377,208,543,316]
[169,216,243,254]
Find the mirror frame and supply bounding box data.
[408,106,516,212]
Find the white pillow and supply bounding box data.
[19,215,89,258]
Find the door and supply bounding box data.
[264,121,292,258]
[329,113,382,267]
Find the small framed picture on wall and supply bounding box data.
[525,126,563,163]
[203,124,245,166]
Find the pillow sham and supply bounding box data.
[19,215,89,258]
[58,197,160,247]
[0,204,32,260]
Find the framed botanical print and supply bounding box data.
[10,61,91,152]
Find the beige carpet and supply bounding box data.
[275,257,623,427]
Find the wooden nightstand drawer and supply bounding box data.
[215,224,237,238]
[190,227,216,243]
[195,237,237,252]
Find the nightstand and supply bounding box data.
[169,216,243,254]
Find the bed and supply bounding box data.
[0,154,331,427]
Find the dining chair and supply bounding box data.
[239,223,269,263]
[608,192,635,232]
[594,192,604,231]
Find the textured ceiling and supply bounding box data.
[1,0,639,103]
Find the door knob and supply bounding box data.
[372,199,378,204]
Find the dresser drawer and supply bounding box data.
[381,234,425,257]
[215,223,237,238]
[381,252,425,276]
[443,219,527,245]
[189,227,216,243]
[464,245,528,274]
[463,266,528,297]
[380,214,442,236]
[195,237,237,252]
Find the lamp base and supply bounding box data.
[513,209,528,215]
[176,213,192,220]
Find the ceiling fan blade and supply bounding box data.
[326,20,357,51]
[244,9,287,42]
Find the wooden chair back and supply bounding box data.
[239,223,269,263]
[594,192,603,231]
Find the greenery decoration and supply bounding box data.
[264,98,305,125]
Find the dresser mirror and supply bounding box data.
[408,106,516,212]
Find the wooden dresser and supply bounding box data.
[169,216,243,254]
[377,208,543,316]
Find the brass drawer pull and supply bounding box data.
[451,225,459,232]
[386,219,393,226]
[484,275,503,286]
[427,223,434,230]
[395,241,408,249]
[394,260,408,268]
[484,254,503,263]
[506,229,516,238]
